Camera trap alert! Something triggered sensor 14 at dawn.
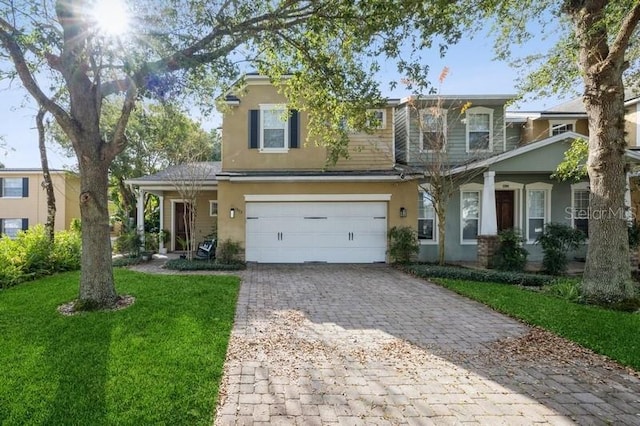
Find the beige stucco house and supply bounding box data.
[0,169,80,237]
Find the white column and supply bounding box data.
[480,171,497,235]
[137,189,145,248]
[159,194,166,254]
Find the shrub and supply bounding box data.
[216,239,242,265]
[542,278,582,303]
[112,256,144,268]
[402,263,556,287]
[113,229,142,257]
[51,230,82,272]
[164,259,246,271]
[14,225,53,278]
[491,229,528,271]
[388,226,419,264]
[536,223,586,275]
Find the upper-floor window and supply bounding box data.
[466,107,493,152]
[0,177,28,198]
[549,120,576,136]
[249,106,299,153]
[367,109,386,130]
[419,108,447,152]
[418,187,437,243]
[0,218,27,238]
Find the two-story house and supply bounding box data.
[0,169,80,237]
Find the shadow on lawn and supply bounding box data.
[43,311,112,425]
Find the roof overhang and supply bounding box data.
[215,173,413,183]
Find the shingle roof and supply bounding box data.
[126,162,221,183]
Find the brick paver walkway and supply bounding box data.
[214,264,640,425]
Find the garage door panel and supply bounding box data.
[246,201,387,263]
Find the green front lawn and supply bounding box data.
[0,269,240,425]
[435,279,640,371]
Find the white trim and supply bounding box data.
[368,108,387,130]
[170,199,189,252]
[549,119,578,136]
[460,184,483,245]
[465,106,494,153]
[209,200,218,217]
[502,108,507,152]
[525,182,553,244]
[400,94,515,104]
[259,104,288,151]
[221,175,404,183]
[418,185,438,245]
[570,182,589,234]
[419,107,447,152]
[244,193,392,202]
[495,181,524,231]
[636,103,640,147]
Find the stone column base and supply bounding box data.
[477,234,500,269]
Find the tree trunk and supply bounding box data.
[77,156,118,308]
[437,209,446,266]
[36,108,56,242]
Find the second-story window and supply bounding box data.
[466,107,493,152]
[367,109,386,129]
[420,108,447,152]
[549,121,576,136]
[0,177,28,198]
[261,105,288,150]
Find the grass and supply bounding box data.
[0,269,240,425]
[434,279,640,371]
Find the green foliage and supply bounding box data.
[434,278,640,371]
[0,226,82,288]
[629,222,640,249]
[70,218,81,233]
[387,226,419,264]
[112,257,144,268]
[113,229,142,258]
[536,223,586,275]
[403,264,555,287]
[0,269,239,424]
[216,239,243,265]
[165,259,246,271]
[491,229,528,271]
[542,278,582,303]
[551,138,588,182]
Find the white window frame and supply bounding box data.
[549,120,577,136]
[419,107,447,152]
[1,218,23,238]
[367,108,386,130]
[465,106,494,153]
[460,183,483,245]
[525,182,553,244]
[259,104,289,153]
[494,181,525,232]
[418,185,438,244]
[2,178,23,198]
[209,200,218,217]
[571,182,589,238]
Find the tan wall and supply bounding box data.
[626,105,638,147]
[161,190,218,251]
[216,180,418,256]
[222,84,394,171]
[522,118,589,143]
[0,171,80,232]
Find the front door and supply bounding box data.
[174,202,191,251]
[495,191,515,231]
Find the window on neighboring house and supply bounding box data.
[420,108,447,152]
[249,106,299,152]
[418,189,437,242]
[367,109,386,129]
[466,107,493,152]
[526,183,553,243]
[1,218,27,238]
[571,183,589,237]
[209,200,218,217]
[549,121,575,136]
[1,177,28,198]
[461,190,481,243]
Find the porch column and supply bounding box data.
[159,194,166,254]
[480,171,497,235]
[477,171,498,268]
[137,189,145,248]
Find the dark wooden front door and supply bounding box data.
[174,202,191,251]
[495,191,515,231]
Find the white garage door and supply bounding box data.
[245,202,387,263]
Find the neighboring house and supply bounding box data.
[127,75,640,264]
[0,169,80,237]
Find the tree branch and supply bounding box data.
[606,3,640,67]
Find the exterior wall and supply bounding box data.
[394,104,408,164]
[403,101,508,167]
[522,118,589,144]
[505,122,523,150]
[222,83,394,171]
[418,174,576,263]
[217,180,417,259]
[626,104,639,147]
[160,190,218,251]
[0,171,80,233]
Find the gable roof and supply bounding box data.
[125,162,221,188]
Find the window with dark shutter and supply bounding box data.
[21,218,28,230]
[289,110,299,148]
[249,109,259,149]
[22,177,29,197]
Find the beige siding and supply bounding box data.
[626,105,639,147]
[522,118,589,144]
[160,190,218,251]
[222,83,394,171]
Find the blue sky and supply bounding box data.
[0,34,570,170]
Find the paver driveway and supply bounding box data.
[215,264,640,425]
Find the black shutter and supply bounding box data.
[22,177,29,197]
[289,110,299,148]
[249,110,259,149]
[0,178,3,197]
[0,219,3,233]
[22,218,28,230]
